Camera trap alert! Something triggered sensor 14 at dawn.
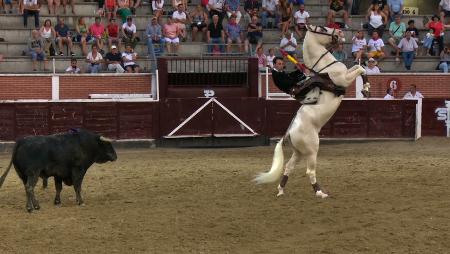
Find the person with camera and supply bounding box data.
[438,46,450,73]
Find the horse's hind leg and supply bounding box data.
[306,152,328,198]
[277,151,301,197]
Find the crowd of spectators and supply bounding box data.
[3,0,450,74]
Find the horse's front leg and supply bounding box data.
[344,65,366,84]
[306,152,328,198]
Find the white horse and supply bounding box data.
[254,25,369,198]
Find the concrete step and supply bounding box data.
[34,2,329,16]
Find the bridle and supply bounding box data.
[306,25,340,74]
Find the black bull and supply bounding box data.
[0,129,117,212]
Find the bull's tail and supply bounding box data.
[253,138,285,184]
[0,143,17,189]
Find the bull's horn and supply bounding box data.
[100,136,114,142]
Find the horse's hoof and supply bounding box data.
[26,207,33,213]
[33,204,40,210]
[315,190,328,199]
[277,186,284,197]
[54,199,61,206]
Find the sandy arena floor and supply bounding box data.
[0,138,449,253]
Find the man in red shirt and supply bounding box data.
[106,18,121,50]
[89,17,105,54]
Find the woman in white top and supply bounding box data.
[152,0,164,21]
[351,30,367,64]
[39,19,56,56]
[366,4,387,37]
[86,45,103,73]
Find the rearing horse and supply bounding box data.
[254,25,368,198]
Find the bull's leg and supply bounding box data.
[25,176,40,212]
[277,151,301,197]
[305,152,328,199]
[54,177,63,206]
[73,179,84,206]
[42,177,48,189]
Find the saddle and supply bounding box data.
[289,73,346,104]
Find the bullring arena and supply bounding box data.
[2,0,450,252]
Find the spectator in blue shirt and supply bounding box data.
[146,16,164,58]
[225,15,244,53]
[55,17,75,56]
[388,0,403,21]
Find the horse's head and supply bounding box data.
[305,25,345,47]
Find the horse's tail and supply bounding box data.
[0,143,17,189]
[253,138,285,184]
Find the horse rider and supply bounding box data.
[271,56,317,102]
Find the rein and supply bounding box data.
[306,25,339,74]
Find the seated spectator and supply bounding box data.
[62,0,75,14]
[326,15,341,29]
[388,0,403,20]
[104,0,117,21]
[107,18,121,51]
[387,15,405,57]
[426,15,445,56]
[403,84,423,99]
[164,16,181,54]
[117,0,132,23]
[172,4,187,41]
[294,4,309,40]
[396,30,418,70]
[1,0,14,14]
[351,30,367,64]
[122,16,139,49]
[86,45,103,73]
[171,0,186,14]
[65,58,81,74]
[122,44,140,73]
[384,87,394,100]
[46,0,58,15]
[367,31,385,60]
[39,19,56,56]
[105,45,125,73]
[439,0,450,23]
[421,28,434,56]
[261,0,279,29]
[438,46,450,73]
[146,16,164,57]
[245,15,263,53]
[243,0,260,24]
[75,17,91,56]
[191,5,209,42]
[89,17,106,54]
[332,43,347,62]
[225,0,242,24]
[406,19,419,44]
[152,0,164,21]
[266,48,275,68]
[371,0,389,17]
[28,29,48,71]
[280,31,297,56]
[20,0,40,28]
[55,17,75,56]
[366,3,387,37]
[225,15,244,53]
[279,0,293,34]
[207,14,225,54]
[208,0,226,24]
[327,0,350,28]
[364,57,380,74]
[256,46,267,71]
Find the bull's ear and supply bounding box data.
[99,136,114,142]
